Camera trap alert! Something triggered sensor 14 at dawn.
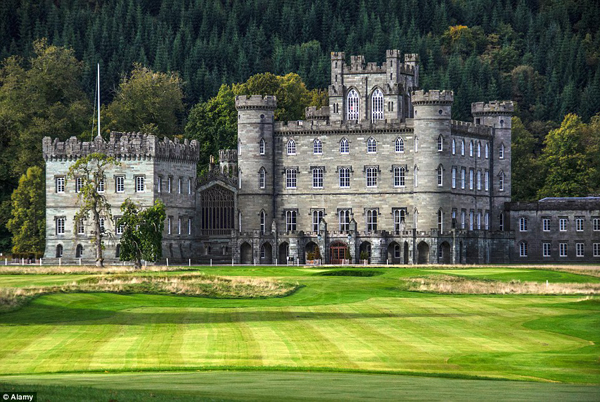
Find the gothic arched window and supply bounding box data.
[259,167,266,189]
[340,138,349,154]
[259,138,265,155]
[347,89,359,121]
[367,137,377,153]
[395,137,404,153]
[371,89,384,121]
[287,139,296,155]
[313,139,322,154]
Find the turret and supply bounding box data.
[404,53,420,88]
[329,52,345,123]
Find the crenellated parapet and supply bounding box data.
[235,95,277,110]
[274,119,410,134]
[43,132,200,163]
[451,120,493,137]
[412,90,454,105]
[471,101,514,116]
[305,106,330,120]
[219,149,238,163]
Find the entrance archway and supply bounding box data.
[387,242,401,264]
[417,241,429,264]
[439,241,451,264]
[305,241,320,262]
[260,242,273,264]
[240,242,252,264]
[279,242,289,264]
[359,241,372,263]
[330,242,348,264]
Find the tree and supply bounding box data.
[117,199,166,269]
[511,117,542,201]
[6,166,45,256]
[104,64,184,135]
[68,153,120,267]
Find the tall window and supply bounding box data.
[260,211,266,234]
[286,211,297,232]
[437,165,443,186]
[485,212,489,230]
[438,210,444,231]
[499,172,504,191]
[451,167,456,188]
[97,178,105,192]
[136,176,145,192]
[366,209,378,232]
[188,178,192,195]
[594,243,600,257]
[576,243,584,257]
[485,143,489,159]
[477,170,481,190]
[461,168,466,189]
[116,176,124,193]
[543,218,550,231]
[347,89,359,121]
[437,135,443,151]
[339,168,350,188]
[367,137,377,153]
[56,217,65,235]
[469,169,474,190]
[167,217,172,235]
[312,167,323,188]
[477,212,481,230]
[461,210,466,229]
[77,219,85,235]
[519,242,528,257]
[485,171,489,191]
[394,166,405,187]
[99,218,105,233]
[55,177,65,193]
[395,137,404,153]
[594,218,600,231]
[312,210,324,232]
[469,210,474,230]
[559,243,568,257]
[339,209,350,232]
[313,139,322,154]
[259,168,266,189]
[461,139,465,156]
[499,143,505,159]
[340,138,349,154]
[469,141,474,157]
[287,139,296,155]
[75,177,83,193]
[157,176,162,193]
[414,166,418,187]
[452,139,456,155]
[259,138,265,155]
[286,169,297,189]
[575,217,584,231]
[414,136,419,152]
[76,244,83,258]
[499,213,504,231]
[519,217,528,231]
[177,217,181,235]
[559,218,567,231]
[477,142,481,158]
[394,209,406,233]
[168,177,172,193]
[366,167,378,187]
[543,243,551,257]
[188,218,192,235]
[178,178,182,194]
[372,89,384,121]
[116,220,124,235]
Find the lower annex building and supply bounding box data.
[42,50,600,265]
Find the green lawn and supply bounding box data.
[0,266,598,400]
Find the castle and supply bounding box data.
[42,50,600,265]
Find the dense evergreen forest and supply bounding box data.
[0,0,600,254]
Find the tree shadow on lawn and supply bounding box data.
[0,303,480,326]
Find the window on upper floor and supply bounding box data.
[559,218,567,231]
[485,143,489,159]
[75,177,83,193]
[452,139,456,155]
[461,139,465,156]
[56,217,65,235]
[116,176,125,193]
[259,138,265,155]
[178,178,182,194]
[339,209,351,232]
[55,177,65,193]
[451,167,456,189]
[366,167,378,187]
[347,89,359,121]
[287,139,296,155]
[312,210,324,232]
[367,137,377,153]
[576,217,584,231]
[259,168,266,189]
[97,178,105,193]
[461,168,466,189]
[477,170,481,190]
[135,176,145,192]
[313,139,322,154]
[260,211,266,234]
[366,209,378,232]
[477,141,481,158]
[312,167,323,188]
[519,217,528,231]
[469,169,474,190]
[438,135,443,152]
[469,141,474,157]
[437,165,443,187]
[543,218,550,231]
[394,166,405,187]
[395,137,404,153]
[339,167,350,188]
[372,89,384,121]
[438,210,444,231]
[499,143,505,159]
[414,136,419,152]
[340,138,349,154]
[485,171,489,191]
[499,172,505,191]
[286,210,297,232]
[594,218,600,231]
[285,169,297,189]
[414,166,419,187]
[393,209,406,233]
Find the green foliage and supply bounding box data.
[67,153,120,267]
[511,117,542,201]
[6,166,45,255]
[104,64,184,135]
[117,199,166,268]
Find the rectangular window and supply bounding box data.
[56,217,65,235]
[477,212,481,230]
[339,209,350,232]
[520,242,528,257]
[461,210,466,229]
[178,178,182,194]
[437,167,443,186]
[394,167,405,187]
[339,168,350,188]
[575,217,584,231]
[77,219,85,235]
[485,212,489,230]
[167,217,172,235]
[469,169,474,190]
[594,218,600,231]
[188,178,192,195]
[485,171,489,191]
[559,243,568,257]
[461,168,465,189]
[542,218,550,232]
[286,169,297,189]
[168,177,172,193]
[594,243,600,257]
[312,210,324,232]
[136,176,145,192]
[499,213,504,231]
[188,218,192,235]
[519,217,528,232]
[178,218,181,235]
[116,219,124,235]
[97,178,105,192]
[451,167,456,189]
[476,170,481,190]
[576,243,584,257]
[259,169,266,189]
[75,177,83,193]
[543,243,551,257]
[366,209,378,232]
[286,211,297,232]
[116,176,125,193]
[559,218,567,231]
[157,176,162,193]
[366,167,378,187]
[56,177,65,193]
[469,210,474,230]
[312,168,323,188]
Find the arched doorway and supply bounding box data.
[403,241,409,264]
[75,244,83,258]
[387,242,401,264]
[279,242,289,264]
[330,242,348,264]
[260,242,273,264]
[359,241,371,263]
[56,244,63,258]
[305,241,320,263]
[417,241,429,264]
[439,241,451,264]
[240,242,252,264]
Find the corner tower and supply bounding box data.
[472,101,514,231]
[412,90,453,232]
[329,52,345,123]
[235,95,277,237]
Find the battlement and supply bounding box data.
[412,90,454,105]
[42,132,200,163]
[235,95,277,110]
[274,118,411,133]
[305,106,330,120]
[405,53,419,63]
[219,149,238,163]
[386,49,400,58]
[451,120,493,137]
[471,101,514,115]
[331,51,345,61]
[339,51,416,75]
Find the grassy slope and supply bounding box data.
[0,267,598,387]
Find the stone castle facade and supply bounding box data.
[42,50,600,265]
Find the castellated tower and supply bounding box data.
[328,52,345,123]
[412,90,454,233]
[472,101,514,231]
[235,95,277,247]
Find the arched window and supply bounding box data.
[414,136,419,152]
[438,210,444,231]
[499,171,505,191]
[313,139,322,154]
[395,137,404,153]
[519,217,528,232]
[477,141,481,158]
[394,166,406,187]
[260,211,266,234]
[499,143,505,159]
[437,165,444,186]
[485,143,489,159]
[347,89,359,121]
[287,139,296,155]
[414,166,419,187]
[340,138,349,154]
[367,137,377,153]
[437,135,443,151]
[56,244,63,258]
[500,119,505,128]
[75,244,83,258]
[469,141,474,157]
[371,89,384,121]
[259,168,266,189]
[259,138,265,155]
[452,139,456,155]
[461,139,465,156]
[414,208,419,230]
[519,241,528,257]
